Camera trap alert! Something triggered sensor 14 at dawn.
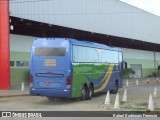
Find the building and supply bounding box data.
[2,0,160,89]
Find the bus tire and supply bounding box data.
[87,84,94,100]
[81,85,87,101]
[111,81,118,94]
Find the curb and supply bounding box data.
[0,94,30,98]
[0,90,30,98]
[124,80,160,85]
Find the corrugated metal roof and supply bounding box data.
[9,0,160,44]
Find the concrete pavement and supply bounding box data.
[0,90,29,98]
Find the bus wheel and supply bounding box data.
[81,85,87,101]
[87,85,94,100]
[111,81,118,94]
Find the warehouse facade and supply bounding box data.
[7,0,160,89]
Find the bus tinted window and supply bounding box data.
[73,45,119,63]
[119,52,123,62]
[73,45,98,62]
[35,48,66,56]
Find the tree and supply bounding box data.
[122,68,135,79]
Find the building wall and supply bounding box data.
[10,34,160,89]
[121,48,160,77]
[10,34,35,89]
[10,0,160,44]
[10,34,34,52]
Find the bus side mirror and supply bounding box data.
[125,62,127,69]
[122,61,127,69]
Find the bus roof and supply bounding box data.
[34,38,121,52]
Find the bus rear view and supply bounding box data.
[30,38,72,98]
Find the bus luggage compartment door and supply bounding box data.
[33,70,66,89]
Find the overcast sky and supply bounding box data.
[120,0,160,16]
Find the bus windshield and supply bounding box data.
[35,47,66,56]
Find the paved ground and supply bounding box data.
[0,79,160,119]
[0,82,160,111]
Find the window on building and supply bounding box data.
[10,61,15,67]
[16,61,29,67]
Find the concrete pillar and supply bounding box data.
[0,0,10,89]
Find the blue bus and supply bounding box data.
[30,38,125,100]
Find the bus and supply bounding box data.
[30,38,126,100]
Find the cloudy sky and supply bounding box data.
[120,0,160,16]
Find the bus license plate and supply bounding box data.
[44,82,51,86]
